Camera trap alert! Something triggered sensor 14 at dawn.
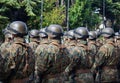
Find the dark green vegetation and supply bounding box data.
[0,0,120,35]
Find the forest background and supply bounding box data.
[0,0,120,38]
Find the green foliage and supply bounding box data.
[0,0,120,35]
[69,0,83,28]
[43,6,65,27]
[92,0,120,30]
[69,0,101,29]
[42,0,65,27]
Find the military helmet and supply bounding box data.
[95,31,101,37]
[7,21,28,36]
[115,32,120,39]
[46,24,63,38]
[101,27,114,37]
[2,28,13,38]
[88,31,97,40]
[39,28,48,38]
[74,27,88,39]
[66,30,75,39]
[29,29,39,38]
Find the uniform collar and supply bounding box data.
[77,39,87,45]
[40,38,49,44]
[30,38,40,43]
[67,40,76,46]
[14,37,24,43]
[88,40,96,44]
[105,38,114,44]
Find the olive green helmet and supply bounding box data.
[39,28,48,38]
[74,27,88,39]
[7,21,28,36]
[101,27,114,37]
[29,29,39,38]
[88,31,97,40]
[66,30,75,39]
[46,24,63,38]
[2,28,13,38]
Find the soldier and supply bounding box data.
[114,32,120,82]
[0,28,13,50]
[35,24,69,83]
[91,28,120,83]
[0,21,35,83]
[88,31,97,55]
[62,31,68,46]
[73,27,94,83]
[114,32,120,47]
[95,31,103,48]
[29,29,39,52]
[63,30,81,83]
[88,31,98,82]
[39,28,49,44]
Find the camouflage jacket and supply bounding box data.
[64,40,80,73]
[35,39,69,80]
[76,39,92,69]
[92,39,117,68]
[29,38,39,52]
[92,38,119,82]
[88,40,97,65]
[0,37,35,80]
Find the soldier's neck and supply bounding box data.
[88,40,96,43]
[30,38,39,43]
[105,38,114,43]
[67,39,76,46]
[50,38,61,44]
[40,38,49,44]
[14,37,24,43]
[77,39,87,45]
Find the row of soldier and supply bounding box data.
[0,21,120,83]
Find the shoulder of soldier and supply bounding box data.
[9,42,29,53]
[99,43,112,53]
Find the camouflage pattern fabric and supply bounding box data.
[0,41,12,82]
[74,39,94,83]
[64,40,81,83]
[29,38,39,52]
[115,39,120,82]
[0,37,35,82]
[96,38,103,49]
[88,40,97,67]
[88,40,97,82]
[92,38,120,82]
[35,39,69,83]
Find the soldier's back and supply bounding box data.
[35,40,69,83]
[0,38,35,83]
[29,41,39,52]
[93,39,119,82]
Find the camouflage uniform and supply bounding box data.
[29,38,39,52]
[28,29,40,52]
[0,21,35,83]
[114,33,120,82]
[35,39,69,83]
[92,38,120,83]
[88,40,97,64]
[35,24,69,83]
[0,37,35,83]
[0,29,13,53]
[64,39,81,83]
[74,39,94,83]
